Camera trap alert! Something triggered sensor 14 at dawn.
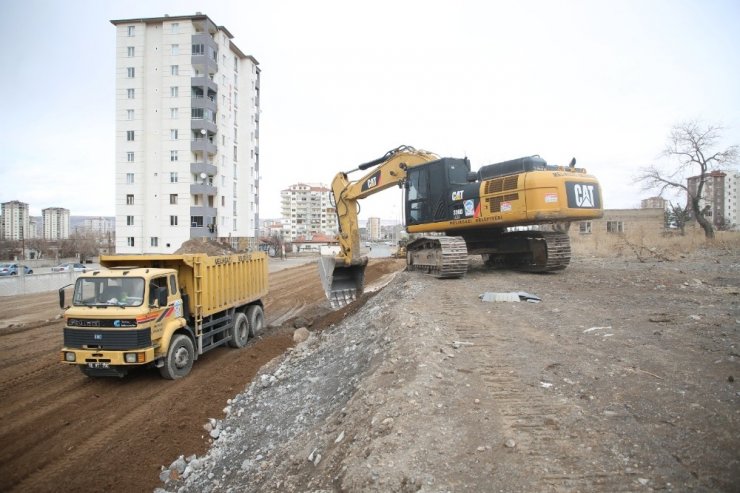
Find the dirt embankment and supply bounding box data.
[0,258,402,493]
[1,246,739,492]
[163,248,740,492]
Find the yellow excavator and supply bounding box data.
[319,145,603,308]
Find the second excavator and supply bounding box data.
[319,145,603,308]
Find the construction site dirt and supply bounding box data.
[1,248,738,492]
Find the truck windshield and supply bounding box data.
[73,277,145,307]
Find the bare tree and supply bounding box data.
[637,120,738,239]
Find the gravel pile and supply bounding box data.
[158,275,422,492]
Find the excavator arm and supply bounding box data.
[319,146,438,307]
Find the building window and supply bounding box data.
[127,237,135,247]
[579,221,592,234]
[191,216,204,228]
[171,64,179,76]
[170,150,178,162]
[126,215,134,226]
[171,44,179,56]
[126,130,134,141]
[151,237,159,247]
[171,22,179,34]
[126,109,134,120]
[170,215,178,226]
[191,108,204,119]
[170,172,178,183]
[127,46,135,57]
[606,221,624,233]
[127,67,135,78]
[170,86,178,97]
[126,173,134,184]
[170,129,178,140]
[127,88,135,99]
[233,145,238,161]
[126,152,134,162]
[170,107,178,119]
[169,194,178,204]
[127,26,135,37]
[192,44,204,55]
[126,194,134,205]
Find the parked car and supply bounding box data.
[0,263,33,276]
[51,262,88,273]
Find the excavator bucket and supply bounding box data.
[318,256,368,309]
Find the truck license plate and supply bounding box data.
[87,362,110,369]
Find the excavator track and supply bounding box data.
[480,231,571,272]
[406,236,468,278]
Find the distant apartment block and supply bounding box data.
[42,207,70,240]
[687,171,735,229]
[280,183,338,241]
[111,13,261,253]
[367,217,381,241]
[82,217,116,235]
[0,200,30,241]
[640,196,667,209]
[725,172,740,229]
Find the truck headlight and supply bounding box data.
[64,352,76,362]
[124,353,137,363]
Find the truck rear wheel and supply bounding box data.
[159,334,194,380]
[228,312,249,348]
[247,305,264,336]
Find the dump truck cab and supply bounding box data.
[60,266,188,378]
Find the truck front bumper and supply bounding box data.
[60,347,157,366]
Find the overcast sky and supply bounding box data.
[0,0,738,221]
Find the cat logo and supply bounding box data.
[361,170,382,192]
[451,190,463,201]
[566,182,600,209]
[574,184,595,207]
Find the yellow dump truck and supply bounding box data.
[59,253,268,379]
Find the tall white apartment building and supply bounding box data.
[0,200,30,241]
[280,183,338,241]
[111,14,261,253]
[42,207,70,240]
[367,217,381,241]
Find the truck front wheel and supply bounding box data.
[159,334,194,379]
[228,312,249,348]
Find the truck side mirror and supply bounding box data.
[58,283,73,309]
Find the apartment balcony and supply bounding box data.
[190,117,217,136]
[190,161,217,177]
[190,136,218,156]
[191,74,218,94]
[190,206,217,218]
[190,182,217,196]
[191,93,217,113]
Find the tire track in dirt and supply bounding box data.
[434,280,638,492]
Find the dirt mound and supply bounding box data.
[174,239,237,256]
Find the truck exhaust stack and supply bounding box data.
[318,255,368,309]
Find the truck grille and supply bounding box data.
[63,328,152,350]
